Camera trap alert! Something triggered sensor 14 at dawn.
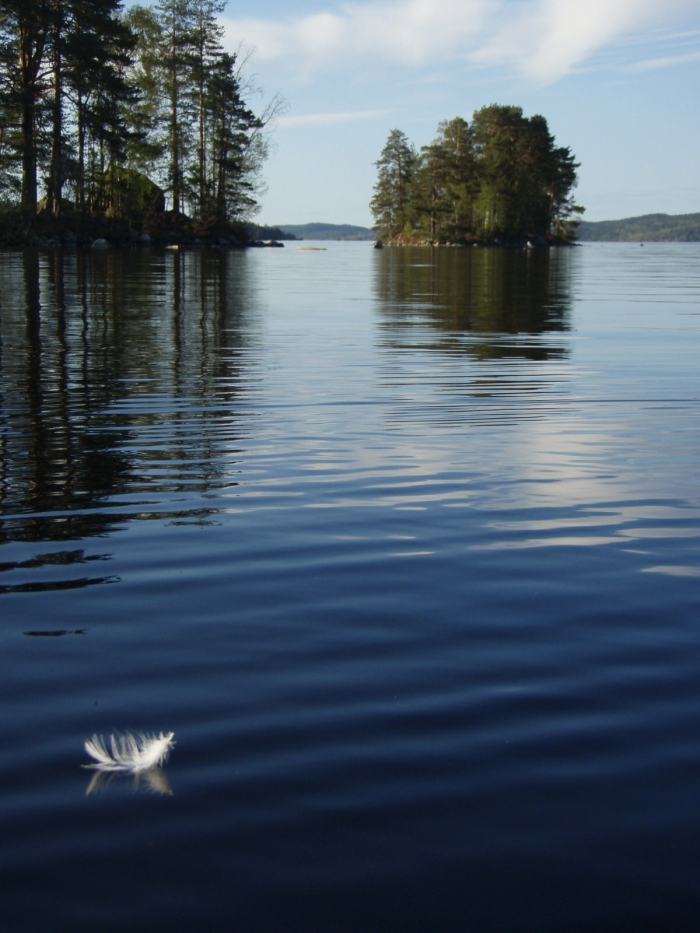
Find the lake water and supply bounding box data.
[1,242,700,932]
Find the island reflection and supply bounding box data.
[373,246,574,426]
[374,246,572,355]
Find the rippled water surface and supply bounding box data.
[2,242,700,932]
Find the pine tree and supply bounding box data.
[45,0,136,216]
[187,0,224,220]
[154,0,196,215]
[0,0,52,215]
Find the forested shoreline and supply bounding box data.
[0,0,277,248]
[371,106,583,246]
[578,212,700,242]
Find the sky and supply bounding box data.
[220,0,700,226]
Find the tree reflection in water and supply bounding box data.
[0,248,258,593]
[373,246,574,426]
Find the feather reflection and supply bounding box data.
[85,767,173,797]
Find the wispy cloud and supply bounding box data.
[223,0,698,83]
[274,108,392,128]
[628,48,700,70]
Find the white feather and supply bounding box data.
[84,731,175,773]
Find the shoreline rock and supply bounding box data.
[378,232,575,248]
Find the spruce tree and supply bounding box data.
[435,118,476,239]
[370,129,416,237]
[207,51,261,228]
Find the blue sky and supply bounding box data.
[218,1,700,225]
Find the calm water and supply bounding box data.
[1,242,700,932]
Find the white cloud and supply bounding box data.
[223,0,698,82]
[475,0,698,80]
[275,108,392,127]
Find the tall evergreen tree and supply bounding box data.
[370,129,416,237]
[187,0,224,219]
[154,0,196,215]
[207,50,262,228]
[471,104,527,238]
[45,0,136,216]
[0,0,52,214]
[410,141,448,240]
[411,118,477,241]
[435,117,477,239]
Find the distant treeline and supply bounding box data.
[578,212,700,242]
[371,106,583,245]
[248,223,377,242]
[276,223,375,241]
[248,224,296,242]
[0,0,276,241]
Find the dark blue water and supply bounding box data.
[2,242,700,932]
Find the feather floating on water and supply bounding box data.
[84,731,175,774]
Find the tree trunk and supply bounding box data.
[170,58,180,214]
[198,52,205,216]
[19,24,40,216]
[47,29,63,217]
[76,91,85,211]
[20,94,37,215]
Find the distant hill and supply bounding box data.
[278,223,375,241]
[578,212,700,242]
[248,224,297,241]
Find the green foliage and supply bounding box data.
[126,0,267,228]
[370,129,416,237]
[371,105,583,243]
[0,0,271,231]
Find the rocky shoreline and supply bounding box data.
[377,232,576,249]
[0,211,284,251]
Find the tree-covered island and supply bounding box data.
[0,0,280,248]
[371,106,583,246]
